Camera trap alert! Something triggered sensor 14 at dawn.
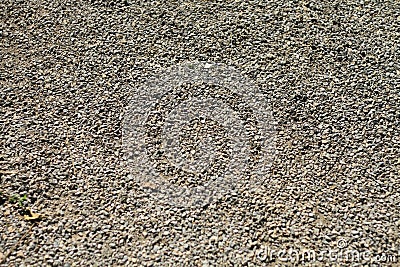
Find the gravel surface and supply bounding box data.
[1,0,399,266]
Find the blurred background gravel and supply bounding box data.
[1,0,399,266]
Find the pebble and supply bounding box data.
[0,0,399,266]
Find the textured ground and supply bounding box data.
[1,0,399,266]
